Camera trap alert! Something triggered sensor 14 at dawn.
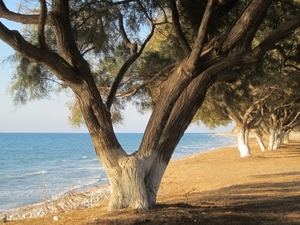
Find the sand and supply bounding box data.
[3,133,300,225]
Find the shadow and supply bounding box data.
[87,180,300,225]
[185,180,300,225]
[252,171,300,178]
[155,202,201,209]
[86,143,300,225]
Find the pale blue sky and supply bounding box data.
[0,3,233,133]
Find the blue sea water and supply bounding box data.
[0,132,235,211]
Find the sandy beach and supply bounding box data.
[3,133,300,225]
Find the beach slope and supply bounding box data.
[6,135,300,225]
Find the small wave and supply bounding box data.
[72,180,99,190]
[26,170,47,176]
[77,167,103,171]
[88,159,99,162]
[81,156,87,159]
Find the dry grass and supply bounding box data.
[6,135,300,225]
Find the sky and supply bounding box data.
[0,3,234,133]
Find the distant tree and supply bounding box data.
[1,0,300,210]
[193,15,300,156]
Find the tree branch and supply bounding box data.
[242,87,277,127]
[255,15,300,54]
[222,91,243,127]
[0,0,40,24]
[221,0,271,52]
[51,0,85,67]
[240,6,268,51]
[286,112,300,128]
[170,0,191,55]
[38,0,48,50]
[0,22,80,86]
[188,0,217,66]
[105,22,156,110]
[116,9,137,54]
[117,62,178,98]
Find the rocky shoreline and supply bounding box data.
[0,184,110,222]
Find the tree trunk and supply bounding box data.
[253,129,266,152]
[237,127,251,157]
[102,153,167,210]
[268,128,277,150]
[284,131,290,143]
[275,130,285,149]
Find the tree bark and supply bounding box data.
[275,130,286,149]
[268,127,277,150]
[284,131,290,143]
[237,127,251,157]
[253,129,266,152]
[105,154,167,210]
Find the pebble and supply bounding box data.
[1,185,111,221]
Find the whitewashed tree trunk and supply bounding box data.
[104,154,167,210]
[253,130,266,152]
[268,128,277,150]
[284,132,290,143]
[275,130,285,149]
[237,127,251,157]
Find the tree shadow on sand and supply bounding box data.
[89,179,300,225]
[185,179,300,225]
[89,144,300,225]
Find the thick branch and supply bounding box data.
[170,0,191,55]
[0,22,80,87]
[38,0,48,50]
[255,15,300,54]
[188,0,217,66]
[51,0,86,68]
[117,10,137,54]
[240,6,268,51]
[221,0,271,52]
[0,0,40,24]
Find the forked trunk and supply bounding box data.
[237,127,251,157]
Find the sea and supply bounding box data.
[0,132,235,211]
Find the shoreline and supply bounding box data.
[1,184,110,221]
[2,133,300,224]
[1,132,237,220]
[4,132,298,222]
[1,145,223,221]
